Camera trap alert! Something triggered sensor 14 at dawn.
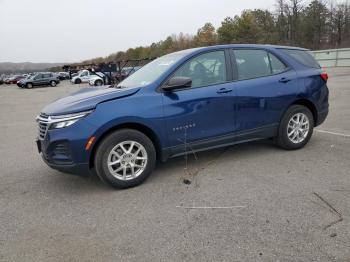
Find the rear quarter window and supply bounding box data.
[280,49,320,68]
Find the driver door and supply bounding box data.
[80,71,89,82]
[161,50,235,153]
[33,74,44,85]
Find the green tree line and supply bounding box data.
[80,0,350,65]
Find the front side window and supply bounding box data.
[80,71,88,77]
[173,51,227,88]
[34,74,42,80]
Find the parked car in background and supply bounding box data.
[0,74,6,85]
[5,75,25,84]
[88,72,106,86]
[4,75,14,84]
[115,66,141,82]
[36,44,329,189]
[57,72,70,80]
[71,70,96,84]
[18,72,59,88]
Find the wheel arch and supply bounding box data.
[94,79,103,85]
[89,122,162,169]
[291,98,318,126]
[279,98,318,128]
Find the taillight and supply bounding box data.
[320,72,328,83]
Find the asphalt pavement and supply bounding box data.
[0,69,350,261]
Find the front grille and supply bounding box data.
[37,113,50,140]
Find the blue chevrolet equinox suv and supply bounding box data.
[36,45,329,188]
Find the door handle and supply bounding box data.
[217,88,232,94]
[279,77,291,83]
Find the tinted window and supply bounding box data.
[269,53,287,74]
[280,49,320,68]
[233,50,287,80]
[173,51,226,88]
[42,73,51,78]
[233,50,271,80]
[80,71,88,77]
[34,74,42,80]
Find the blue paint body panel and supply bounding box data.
[37,44,329,175]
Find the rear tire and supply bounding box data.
[50,81,57,87]
[95,79,103,86]
[276,105,314,150]
[94,129,156,189]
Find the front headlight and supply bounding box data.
[49,110,93,129]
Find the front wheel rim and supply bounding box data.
[107,141,148,181]
[287,113,310,144]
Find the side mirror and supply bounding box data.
[162,76,192,91]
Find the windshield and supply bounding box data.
[117,52,187,88]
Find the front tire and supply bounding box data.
[26,83,33,89]
[75,78,82,84]
[50,81,57,87]
[276,105,314,150]
[94,129,156,189]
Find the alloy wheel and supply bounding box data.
[287,113,310,144]
[107,141,148,181]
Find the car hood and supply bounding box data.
[41,86,141,116]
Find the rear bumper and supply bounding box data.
[316,108,328,126]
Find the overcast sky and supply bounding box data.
[0,0,276,63]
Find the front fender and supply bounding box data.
[85,93,167,158]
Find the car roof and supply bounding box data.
[189,44,309,53]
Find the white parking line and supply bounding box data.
[176,206,246,209]
[315,129,350,138]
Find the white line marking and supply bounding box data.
[176,206,246,209]
[315,129,350,138]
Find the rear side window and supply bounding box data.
[43,73,51,78]
[280,49,320,68]
[232,49,287,80]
